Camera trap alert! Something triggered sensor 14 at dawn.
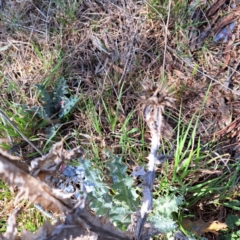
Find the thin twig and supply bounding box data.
[0,116,13,146]
[0,109,42,155]
[162,0,172,80]
[34,204,57,222]
[225,58,240,87]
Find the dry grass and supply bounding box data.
[0,0,240,239]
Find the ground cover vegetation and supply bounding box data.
[0,0,240,239]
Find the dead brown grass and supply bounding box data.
[0,0,240,239]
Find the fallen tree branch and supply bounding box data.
[0,146,131,240]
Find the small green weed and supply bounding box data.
[101,82,125,132]
[81,153,183,234]
[83,97,102,136]
[115,110,139,154]
[173,84,211,183]
[18,207,47,233]
[0,181,11,201]
[149,194,183,234]
[221,215,240,240]
[30,77,79,122]
[0,181,12,233]
[147,0,188,21]
[0,102,40,153]
[52,0,80,22]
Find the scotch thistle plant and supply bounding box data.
[0,81,183,240]
[140,82,175,164]
[132,81,176,238]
